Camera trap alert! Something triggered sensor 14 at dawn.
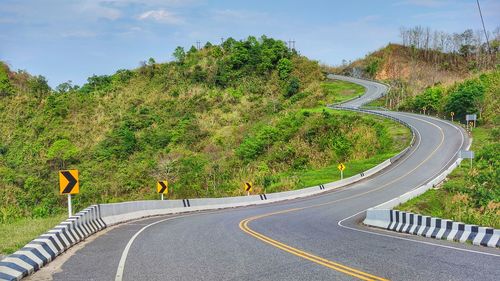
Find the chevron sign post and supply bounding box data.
[59,169,79,217]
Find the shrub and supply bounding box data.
[47,139,79,168]
[284,76,300,98]
[96,125,137,159]
[277,58,293,79]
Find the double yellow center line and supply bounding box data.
[238,114,447,280]
[239,210,388,281]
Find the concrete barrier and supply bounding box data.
[373,209,500,248]
[0,205,105,281]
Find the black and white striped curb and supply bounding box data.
[0,205,106,281]
[387,210,499,248]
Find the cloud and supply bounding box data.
[395,0,448,7]
[80,1,122,20]
[212,9,267,22]
[60,30,98,38]
[137,9,184,24]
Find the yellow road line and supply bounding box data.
[239,218,389,281]
[238,113,446,280]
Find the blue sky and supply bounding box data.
[1,0,499,87]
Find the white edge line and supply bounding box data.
[114,214,195,281]
[338,115,500,257]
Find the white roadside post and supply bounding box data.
[68,194,72,217]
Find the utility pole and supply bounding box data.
[196,41,201,50]
[291,40,296,50]
[476,0,491,54]
[221,37,224,45]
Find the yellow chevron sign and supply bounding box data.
[244,182,252,192]
[157,181,168,194]
[59,170,79,195]
[337,163,345,172]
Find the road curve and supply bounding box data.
[50,76,499,281]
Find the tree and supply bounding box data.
[445,79,484,119]
[28,75,51,98]
[56,80,77,94]
[412,86,443,112]
[173,46,185,63]
[0,63,12,96]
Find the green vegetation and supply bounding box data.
[0,36,412,254]
[320,80,365,104]
[399,70,499,124]
[398,75,499,228]
[0,214,66,254]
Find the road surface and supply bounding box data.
[49,76,499,281]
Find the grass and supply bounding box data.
[363,96,386,108]
[272,113,411,190]
[295,152,396,187]
[398,126,500,228]
[0,214,67,254]
[321,79,365,104]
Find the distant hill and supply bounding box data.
[336,43,498,108]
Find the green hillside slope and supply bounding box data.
[0,36,410,227]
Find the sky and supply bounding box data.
[1,0,499,87]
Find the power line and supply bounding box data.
[476,0,491,54]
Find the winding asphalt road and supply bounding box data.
[49,76,499,281]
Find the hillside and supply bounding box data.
[0,36,410,227]
[337,42,498,109]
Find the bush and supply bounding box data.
[96,125,137,159]
[366,57,381,77]
[237,126,279,161]
[277,58,293,79]
[47,139,79,168]
[284,76,300,98]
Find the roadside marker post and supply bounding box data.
[450,112,454,122]
[337,163,345,180]
[157,181,168,200]
[244,182,252,196]
[59,169,79,217]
